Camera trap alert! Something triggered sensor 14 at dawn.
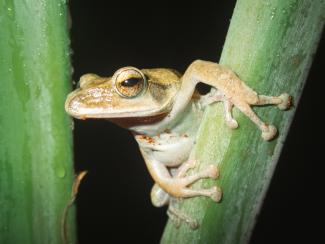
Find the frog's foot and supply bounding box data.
[254,93,292,110]
[183,185,222,202]
[178,164,219,186]
[205,164,219,179]
[211,186,222,202]
[176,159,198,178]
[261,124,277,141]
[223,100,238,129]
[231,92,291,140]
[201,91,239,129]
[186,164,219,180]
[226,118,239,129]
[169,165,222,202]
[176,160,219,179]
[232,101,279,141]
[167,205,199,229]
[277,93,292,110]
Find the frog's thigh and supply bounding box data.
[151,183,169,207]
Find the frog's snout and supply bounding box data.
[65,90,83,118]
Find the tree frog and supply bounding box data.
[65,60,291,228]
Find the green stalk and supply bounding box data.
[0,1,76,244]
[161,0,324,243]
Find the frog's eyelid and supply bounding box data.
[113,67,148,98]
[112,66,142,80]
[144,74,150,82]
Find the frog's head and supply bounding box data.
[65,67,181,124]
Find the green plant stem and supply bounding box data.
[0,1,76,244]
[161,0,324,243]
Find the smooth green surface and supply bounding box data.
[161,0,325,243]
[0,1,76,244]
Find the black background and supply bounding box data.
[69,1,324,243]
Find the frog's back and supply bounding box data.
[141,68,182,86]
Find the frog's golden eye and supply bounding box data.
[113,67,147,98]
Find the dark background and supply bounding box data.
[69,1,324,243]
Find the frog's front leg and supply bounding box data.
[182,60,291,140]
[167,199,199,229]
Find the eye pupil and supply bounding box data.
[113,67,147,98]
[121,78,141,87]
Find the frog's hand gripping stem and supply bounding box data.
[175,60,291,141]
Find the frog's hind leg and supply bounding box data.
[151,184,199,229]
[165,162,220,229]
[151,182,199,229]
[167,198,199,229]
[154,162,221,229]
[150,183,170,207]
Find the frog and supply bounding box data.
[65,60,291,228]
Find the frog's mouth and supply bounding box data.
[108,112,169,128]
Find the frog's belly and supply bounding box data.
[136,134,194,167]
